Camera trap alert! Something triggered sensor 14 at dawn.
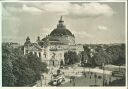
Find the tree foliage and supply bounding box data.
[2,44,16,86]
[82,44,125,67]
[2,43,48,86]
[105,44,125,66]
[64,51,80,65]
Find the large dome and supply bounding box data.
[50,28,73,36]
[50,16,74,37]
[41,16,75,45]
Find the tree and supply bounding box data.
[105,44,125,66]
[92,49,110,66]
[80,51,90,67]
[26,53,48,80]
[2,58,16,86]
[2,43,48,86]
[2,44,16,86]
[64,51,79,65]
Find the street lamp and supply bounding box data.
[45,76,47,86]
[102,63,105,86]
[85,60,88,73]
[94,73,97,86]
[41,74,44,87]
[72,76,75,86]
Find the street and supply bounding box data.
[33,65,116,87]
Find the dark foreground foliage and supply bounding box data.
[2,43,48,86]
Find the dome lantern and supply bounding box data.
[57,16,66,29]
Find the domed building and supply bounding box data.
[41,16,75,45]
[24,16,84,67]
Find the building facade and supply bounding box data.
[24,16,84,68]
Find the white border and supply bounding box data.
[0,1,127,89]
[0,2,2,87]
[0,0,127,2]
[125,1,127,88]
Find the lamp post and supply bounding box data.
[102,63,105,86]
[85,60,88,73]
[72,76,75,86]
[45,76,47,86]
[94,73,97,86]
[41,74,44,86]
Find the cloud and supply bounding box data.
[70,3,114,17]
[3,2,114,18]
[98,25,108,31]
[42,2,70,15]
[72,30,93,38]
[40,2,114,18]
[22,4,42,13]
[2,3,43,16]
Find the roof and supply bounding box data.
[50,28,74,37]
[50,16,74,37]
[24,43,42,51]
[42,36,59,41]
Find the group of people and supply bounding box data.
[84,71,112,86]
[69,76,76,86]
[69,71,112,86]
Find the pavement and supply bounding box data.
[33,66,113,87]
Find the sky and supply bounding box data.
[2,2,126,44]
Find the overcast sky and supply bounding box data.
[2,2,126,44]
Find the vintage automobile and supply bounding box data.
[49,70,65,86]
[49,74,65,86]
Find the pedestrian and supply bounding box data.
[90,75,91,79]
[109,80,112,85]
[109,77,112,82]
[91,72,93,75]
[72,77,75,86]
[108,77,112,85]
[41,74,44,79]
[94,73,97,78]
[84,73,86,78]
[70,76,72,83]
[104,80,107,86]
[94,73,97,85]
[98,76,102,79]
